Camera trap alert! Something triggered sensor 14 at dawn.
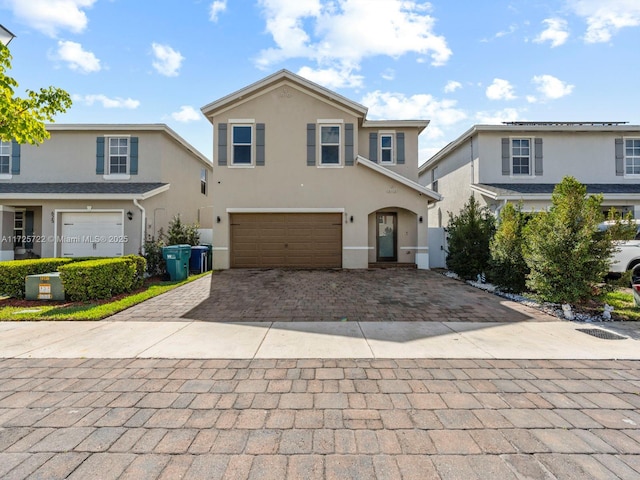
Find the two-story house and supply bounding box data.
[418,121,640,267]
[201,70,440,270]
[0,124,213,260]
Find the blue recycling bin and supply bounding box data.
[190,245,209,274]
[162,244,191,281]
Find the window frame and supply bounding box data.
[624,137,640,177]
[105,136,130,178]
[0,140,11,177]
[379,132,395,164]
[230,123,255,167]
[318,123,342,167]
[510,137,532,176]
[200,168,208,195]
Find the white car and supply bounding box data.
[599,221,640,277]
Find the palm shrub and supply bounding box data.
[489,202,529,293]
[522,176,614,303]
[446,195,495,280]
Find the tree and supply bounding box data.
[489,202,529,293]
[445,195,495,280]
[523,176,614,303]
[165,215,200,246]
[0,44,72,144]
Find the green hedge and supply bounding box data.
[58,258,137,301]
[124,255,146,289]
[0,258,74,298]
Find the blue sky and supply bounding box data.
[2,0,640,164]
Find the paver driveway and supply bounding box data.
[109,269,553,323]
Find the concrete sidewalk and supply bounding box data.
[0,320,638,360]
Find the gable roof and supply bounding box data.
[47,124,213,168]
[356,156,441,201]
[201,69,368,119]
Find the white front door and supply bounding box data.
[60,211,124,257]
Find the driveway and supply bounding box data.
[109,269,553,323]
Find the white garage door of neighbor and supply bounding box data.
[60,212,124,257]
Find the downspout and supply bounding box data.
[133,198,146,255]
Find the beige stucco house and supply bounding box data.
[201,70,440,270]
[0,124,213,260]
[418,121,640,267]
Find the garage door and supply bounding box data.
[230,213,342,268]
[60,211,124,257]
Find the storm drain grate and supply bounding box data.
[576,328,627,340]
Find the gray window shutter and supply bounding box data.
[534,138,543,176]
[129,137,138,175]
[96,137,105,174]
[615,138,624,176]
[256,123,265,166]
[397,132,405,164]
[345,123,354,166]
[501,138,510,175]
[307,124,316,166]
[10,140,20,175]
[369,133,378,162]
[218,123,227,166]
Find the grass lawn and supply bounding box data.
[597,289,640,321]
[0,271,211,321]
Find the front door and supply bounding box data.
[376,212,397,262]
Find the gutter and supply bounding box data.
[133,198,146,255]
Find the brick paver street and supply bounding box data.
[1,357,639,479]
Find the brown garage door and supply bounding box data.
[230,213,342,268]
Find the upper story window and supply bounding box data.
[232,125,253,165]
[320,125,341,165]
[511,138,531,175]
[200,168,207,195]
[625,138,640,175]
[380,134,394,164]
[0,140,10,175]
[431,166,438,193]
[108,137,129,174]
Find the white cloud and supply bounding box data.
[444,80,462,93]
[475,108,521,124]
[171,105,201,122]
[531,74,574,100]
[55,40,100,73]
[297,65,364,89]
[256,0,451,71]
[151,43,184,77]
[381,69,395,81]
[568,0,640,43]
[5,0,96,37]
[209,0,227,22]
[534,18,569,47]
[73,94,140,109]
[486,78,516,101]
[361,90,467,140]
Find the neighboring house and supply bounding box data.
[201,69,440,270]
[418,121,640,268]
[0,124,213,260]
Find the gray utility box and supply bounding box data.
[25,272,65,301]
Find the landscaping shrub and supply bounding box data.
[0,258,73,298]
[166,215,200,246]
[143,237,167,277]
[446,195,495,280]
[123,255,146,289]
[58,258,136,301]
[523,176,614,303]
[489,202,530,293]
